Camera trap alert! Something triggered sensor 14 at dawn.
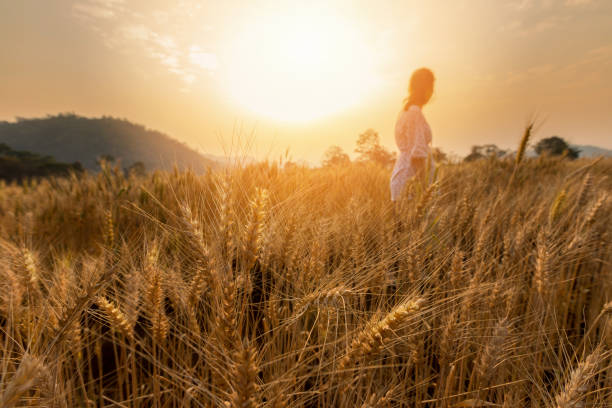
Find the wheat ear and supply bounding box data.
[515,122,533,165]
[549,189,567,226]
[533,231,553,299]
[554,348,602,408]
[0,355,43,408]
[97,296,134,340]
[339,298,425,370]
[576,173,593,208]
[476,318,510,385]
[146,267,169,344]
[229,344,259,408]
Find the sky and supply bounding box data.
[2,0,611,162]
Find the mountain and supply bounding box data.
[571,144,612,158]
[0,114,217,172]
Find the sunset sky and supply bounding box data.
[2,0,611,162]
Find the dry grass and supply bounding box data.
[0,153,611,407]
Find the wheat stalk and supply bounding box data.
[549,189,567,226]
[229,344,259,408]
[146,265,169,344]
[534,231,554,299]
[476,318,510,385]
[576,173,593,208]
[515,123,533,166]
[554,348,602,408]
[97,296,134,340]
[104,209,114,247]
[0,355,43,408]
[339,298,425,370]
[242,187,270,268]
[215,278,239,350]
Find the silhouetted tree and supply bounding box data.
[322,145,350,167]
[431,147,448,163]
[535,136,580,159]
[97,154,115,166]
[0,143,83,182]
[355,129,395,167]
[127,161,146,176]
[464,144,507,162]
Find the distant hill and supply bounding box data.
[0,114,217,171]
[571,144,612,158]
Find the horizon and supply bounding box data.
[2,0,612,161]
[2,112,611,166]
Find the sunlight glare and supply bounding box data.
[222,8,381,123]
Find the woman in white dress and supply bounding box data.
[390,68,435,201]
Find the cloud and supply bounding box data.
[565,0,593,5]
[71,0,217,88]
[120,24,150,41]
[189,46,219,71]
[532,15,569,32]
[72,4,114,19]
[500,14,570,36]
[504,64,554,84]
[507,0,556,10]
[503,45,611,87]
[72,0,125,20]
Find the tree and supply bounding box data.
[431,147,448,163]
[535,136,580,159]
[355,129,395,167]
[464,144,507,162]
[0,143,83,182]
[97,154,116,168]
[127,161,146,176]
[322,145,350,167]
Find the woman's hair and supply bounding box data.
[403,68,435,110]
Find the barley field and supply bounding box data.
[0,155,611,407]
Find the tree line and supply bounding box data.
[322,131,580,167]
[0,143,83,182]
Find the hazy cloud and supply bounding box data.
[72,0,125,20]
[500,14,570,36]
[189,46,219,71]
[71,0,217,87]
[508,0,555,10]
[565,0,594,5]
[508,0,598,11]
[503,45,611,86]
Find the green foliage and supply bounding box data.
[464,144,507,162]
[0,143,82,182]
[535,136,580,159]
[127,161,146,176]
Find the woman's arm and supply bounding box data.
[408,110,429,184]
[409,112,429,159]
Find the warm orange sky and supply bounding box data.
[2,0,611,162]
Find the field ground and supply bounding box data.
[0,156,611,407]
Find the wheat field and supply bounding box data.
[0,154,611,407]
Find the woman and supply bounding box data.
[390,68,435,201]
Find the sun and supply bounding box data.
[221,7,380,123]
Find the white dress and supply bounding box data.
[390,105,433,201]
